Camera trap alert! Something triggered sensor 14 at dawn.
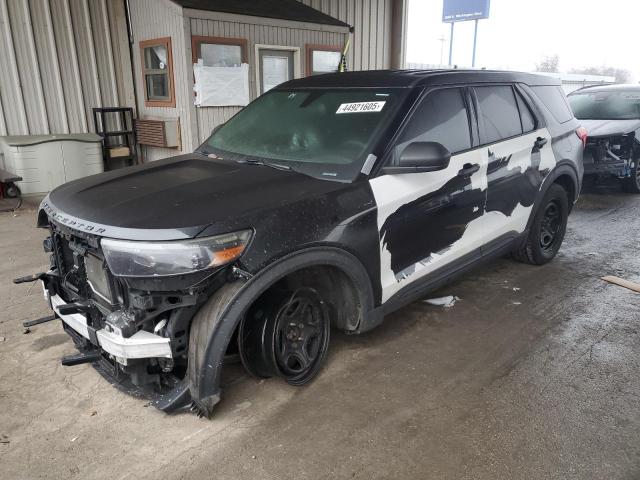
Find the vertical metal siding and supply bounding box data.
[0,0,131,137]
[298,0,394,71]
[7,0,49,134]
[106,0,135,108]
[52,0,87,132]
[0,0,28,135]
[89,0,118,109]
[69,0,103,119]
[30,0,68,133]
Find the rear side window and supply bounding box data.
[516,90,536,132]
[475,86,522,144]
[531,85,573,124]
[396,88,471,155]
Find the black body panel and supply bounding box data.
[380,167,485,277]
[45,153,383,301]
[30,69,583,416]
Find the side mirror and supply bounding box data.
[383,142,451,174]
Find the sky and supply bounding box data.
[406,0,640,82]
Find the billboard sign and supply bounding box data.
[443,0,490,22]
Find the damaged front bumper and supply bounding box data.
[583,133,637,177]
[15,196,257,417]
[50,293,172,361]
[19,267,199,413]
[17,221,231,415]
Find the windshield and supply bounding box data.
[198,88,406,181]
[569,90,640,120]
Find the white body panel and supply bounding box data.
[371,127,555,303]
[51,294,172,360]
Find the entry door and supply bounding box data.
[258,49,294,94]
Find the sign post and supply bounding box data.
[471,19,479,67]
[448,23,454,66]
[442,0,490,67]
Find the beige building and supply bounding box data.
[0,0,408,163]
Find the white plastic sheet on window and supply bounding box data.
[193,61,250,107]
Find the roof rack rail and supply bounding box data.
[572,83,616,93]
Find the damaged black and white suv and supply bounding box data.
[568,84,640,192]
[18,70,583,417]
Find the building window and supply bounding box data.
[306,44,342,75]
[140,37,175,107]
[191,36,248,67]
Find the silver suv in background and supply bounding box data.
[568,84,640,192]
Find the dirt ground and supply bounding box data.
[1,187,639,480]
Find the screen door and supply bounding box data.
[259,49,294,94]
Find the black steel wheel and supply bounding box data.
[539,199,562,256]
[512,183,568,265]
[623,158,640,193]
[239,288,330,386]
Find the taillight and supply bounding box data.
[576,127,588,148]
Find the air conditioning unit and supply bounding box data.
[136,118,180,148]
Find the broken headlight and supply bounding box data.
[101,230,252,277]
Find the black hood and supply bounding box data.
[581,118,640,138]
[44,154,357,240]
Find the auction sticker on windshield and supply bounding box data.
[336,101,386,114]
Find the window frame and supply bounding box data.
[385,86,476,168]
[513,86,538,133]
[471,83,539,147]
[191,35,248,66]
[140,37,175,108]
[305,44,342,76]
[531,85,574,124]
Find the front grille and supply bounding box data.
[52,234,85,296]
[56,235,75,275]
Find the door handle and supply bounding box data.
[535,137,548,149]
[457,163,480,177]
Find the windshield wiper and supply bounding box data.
[236,159,291,171]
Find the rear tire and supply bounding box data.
[512,183,569,265]
[622,158,640,193]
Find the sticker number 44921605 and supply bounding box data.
[336,101,386,114]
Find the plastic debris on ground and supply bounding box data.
[423,295,459,308]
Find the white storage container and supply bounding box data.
[0,134,104,195]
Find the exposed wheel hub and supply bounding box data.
[275,296,323,375]
[239,287,330,385]
[540,200,561,252]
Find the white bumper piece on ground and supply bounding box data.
[50,294,172,360]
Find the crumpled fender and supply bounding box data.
[187,246,377,417]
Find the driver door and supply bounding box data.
[370,87,487,303]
